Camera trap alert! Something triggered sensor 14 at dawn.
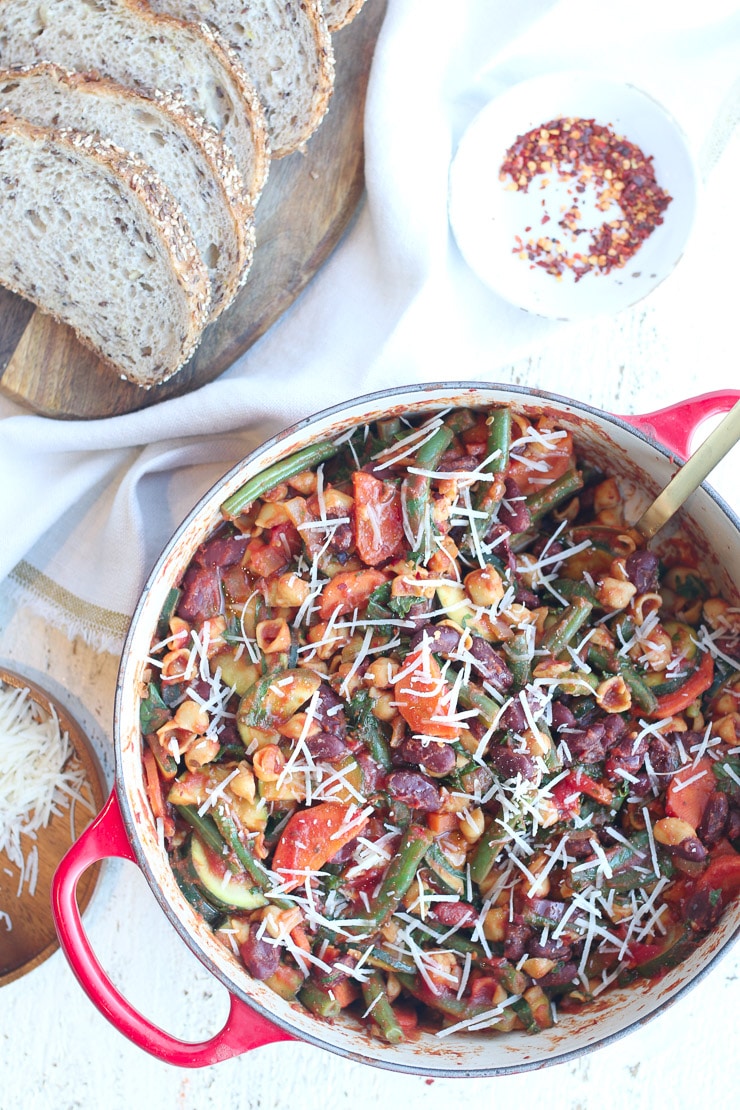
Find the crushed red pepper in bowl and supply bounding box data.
[500,116,673,281]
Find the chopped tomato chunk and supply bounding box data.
[352,471,405,566]
[271,803,370,891]
[318,568,387,619]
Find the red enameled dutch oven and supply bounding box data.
[52,382,740,1074]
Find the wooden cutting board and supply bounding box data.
[0,669,107,986]
[0,1,387,419]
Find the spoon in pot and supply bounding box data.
[633,399,740,540]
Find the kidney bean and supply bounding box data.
[538,962,580,988]
[482,524,516,571]
[384,770,441,812]
[551,700,577,732]
[328,522,354,554]
[178,566,223,621]
[194,532,249,568]
[306,731,350,762]
[603,714,628,749]
[565,722,606,764]
[697,791,729,849]
[526,898,568,925]
[398,735,456,776]
[498,477,532,533]
[503,921,532,962]
[625,550,660,593]
[469,638,514,690]
[489,744,536,782]
[437,454,481,473]
[409,624,460,655]
[647,734,680,777]
[604,733,649,783]
[529,935,572,961]
[355,750,386,795]
[686,888,723,933]
[627,772,652,798]
[727,805,740,843]
[315,683,347,737]
[669,837,707,863]
[516,586,541,609]
[406,598,435,624]
[501,698,528,733]
[239,924,280,981]
[566,830,600,858]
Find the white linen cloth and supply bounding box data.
[1,0,739,651]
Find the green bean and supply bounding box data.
[400,425,454,540]
[456,677,501,730]
[377,417,402,444]
[524,466,584,528]
[504,631,532,689]
[361,973,405,1043]
[360,824,433,928]
[348,690,392,770]
[464,407,512,549]
[469,821,509,885]
[211,811,272,889]
[221,441,338,519]
[587,645,658,713]
[175,805,232,862]
[540,596,593,657]
[298,980,341,1019]
[550,578,599,607]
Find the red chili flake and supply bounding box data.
[499,116,672,281]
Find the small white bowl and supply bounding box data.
[448,71,698,320]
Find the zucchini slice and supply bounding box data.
[190,834,267,911]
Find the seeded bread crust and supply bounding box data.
[0,112,211,385]
[0,0,270,204]
[148,0,335,158]
[324,0,368,33]
[0,62,256,320]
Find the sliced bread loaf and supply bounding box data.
[324,0,368,33]
[0,0,269,204]
[0,63,254,321]
[147,0,335,158]
[0,112,211,385]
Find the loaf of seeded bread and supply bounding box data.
[0,112,211,384]
[0,0,269,205]
[324,0,368,33]
[147,0,335,158]
[0,63,254,321]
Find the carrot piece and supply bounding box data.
[318,568,388,619]
[142,748,165,820]
[394,649,461,740]
[331,978,361,1009]
[427,812,458,834]
[648,652,714,719]
[665,756,716,830]
[290,924,312,955]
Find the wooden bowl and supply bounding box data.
[0,668,107,986]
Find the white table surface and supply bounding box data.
[2,43,740,1099]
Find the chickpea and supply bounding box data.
[371,692,397,722]
[465,565,505,608]
[482,907,508,943]
[254,501,291,528]
[267,573,311,608]
[654,817,696,845]
[458,807,485,842]
[522,958,556,980]
[364,657,399,689]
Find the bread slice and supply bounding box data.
[0,0,269,205]
[324,0,368,33]
[0,112,211,385]
[0,63,253,321]
[147,0,335,158]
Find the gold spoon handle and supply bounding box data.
[634,399,740,540]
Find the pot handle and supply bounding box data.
[51,790,295,1067]
[620,389,740,461]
